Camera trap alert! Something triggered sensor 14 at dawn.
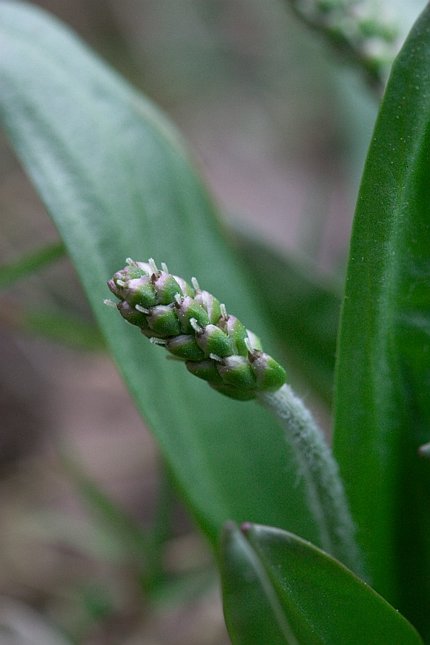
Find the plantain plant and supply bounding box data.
[1,1,430,642]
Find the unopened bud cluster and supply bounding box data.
[106,259,286,400]
[290,0,399,85]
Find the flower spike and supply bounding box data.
[107,258,286,400]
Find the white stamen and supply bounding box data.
[174,293,183,305]
[148,258,159,275]
[191,277,200,291]
[103,299,117,308]
[190,317,202,333]
[135,304,149,314]
[126,257,137,266]
[220,303,228,318]
[116,279,126,288]
[209,353,223,363]
[161,262,169,273]
[150,337,166,346]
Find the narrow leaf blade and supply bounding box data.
[0,242,65,289]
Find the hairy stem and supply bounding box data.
[257,383,365,577]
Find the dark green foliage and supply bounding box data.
[334,5,430,637]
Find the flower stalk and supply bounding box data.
[107,258,363,574]
[258,385,364,575]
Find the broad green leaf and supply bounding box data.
[0,3,320,551]
[220,522,422,645]
[333,5,430,636]
[233,225,340,403]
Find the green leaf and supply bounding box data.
[333,5,430,636]
[0,3,320,551]
[232,225,340,403]
[15,307,104,350]
[0,241,65,289]
[62,453,182,596]
[220,522,422,645]
[60,454,149,563]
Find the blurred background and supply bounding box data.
[0,0,425,643]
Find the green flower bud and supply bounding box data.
[194,290,221,324]
[195,324,235,357]
[147,305,181,337]
[124,276,157,308]
[131,260,152,275]
[176,296,210,334]
[108,262,149,295]
[117,300,148,327]
[186,359,224,384]
[219,314,248,355]
[107,277,125,300]
[249,350,287,391]
[210,383,256,401]
[166,335,205,361]
[141,326,165,339]
[173,275,195,298]
[216,355,257,390]
[116,264,146,282]
[153,272,183,305]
